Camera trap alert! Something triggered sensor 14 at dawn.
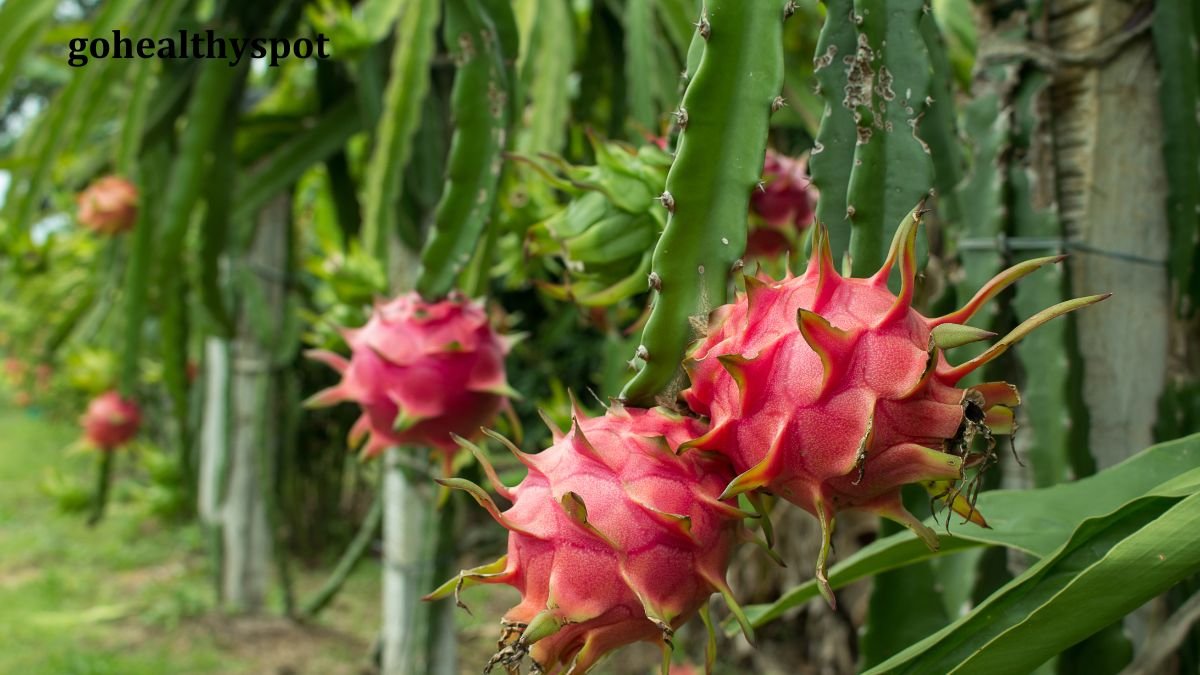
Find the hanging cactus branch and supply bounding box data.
[415,0,519,300]
[620,0,789,406]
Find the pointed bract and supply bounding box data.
[429,408,749,674]
[680,204,1108,596]
[304,291,515,473]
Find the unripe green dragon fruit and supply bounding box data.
[520,134,672,306]
[429,405,758,674]
[682,208,1109,603]
[305,292,516,473]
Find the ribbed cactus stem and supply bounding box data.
[620,0,789,406]
[845,0,934,277]
[415,0,518,300]
[809,0,859,268]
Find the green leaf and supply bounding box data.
[736,434,1200,632]
[869,490,1200,674]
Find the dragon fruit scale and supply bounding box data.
[304,292,517,472]
[429,405,759,674]
[682,206,1109,603]
[81,391,142,451]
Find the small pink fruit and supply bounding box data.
[77,176,139,235]
[429,406,754,674]
[81,391,141,451]
[682,211,1108,603]
[750,150,815,230]
[305,292,516,473]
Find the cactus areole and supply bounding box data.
[305,292,516,472]
[430,407,758,674]
[76,176,139,235]
[81,391,142,451]
[682,209,1108,603]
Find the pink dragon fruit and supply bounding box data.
[77,176,139,235]
[305,292,516,473]
[429,405,756,674]
[81,391,141,451]
[746,150,816,259]
[682,208,1108,603]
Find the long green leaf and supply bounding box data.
[869,490,1200,674]
[736,434,1200,631]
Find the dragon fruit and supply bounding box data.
[682,208,1108,603]
[304,291,516,472]
[81,391,141,451]
[77,176,139,235]
[746,150,816,259]
[429,405,758,674]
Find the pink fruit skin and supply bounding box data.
[434,407,746,674]
[306,292,514,471]
[77,176,138,235]
[681,217,1106,600]
[750,150,815,230]
[81,391,141,450]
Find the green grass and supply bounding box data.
[0,402,379,674]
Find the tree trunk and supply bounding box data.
[221,194,289,611]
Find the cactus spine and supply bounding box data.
[620,0,789,406]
